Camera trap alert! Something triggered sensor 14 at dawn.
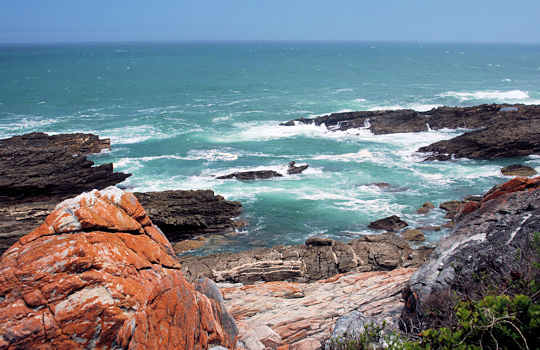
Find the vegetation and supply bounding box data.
[326,233,540,349]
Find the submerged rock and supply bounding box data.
[501,164,537,176]
[368,215,409,232]
[416,202,435,214]
[0,187,237,349]
[0,132,130,204]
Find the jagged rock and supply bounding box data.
[134,190,243,242]
[217,170,283,180]
[408,178,540,302]
[368,215,409,232]
[287,161,309,175]
[305,237,334,246]
[416,225,441,232]
[283,104,540,160]
[222,268,416,348]
[0,187,237,349]
[0,132,130,204]
[402,229,425,242]
[416,202,435,214]
[439,200,464,212]
[501,164,537,176]
[178,234,433,284]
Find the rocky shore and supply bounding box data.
[0,133,244,255]
[1,102,539,349]
[283,104,540,160]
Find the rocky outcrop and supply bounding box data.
[217,170,283,180]
[178,234,433,284]
[416,202,435,214]
[407,177,540,302]
[368,215,409,232]
[501,164,537,176]
[418,117,540,160]
[224,268,416,349]
[0,187,237,349]
[134,190,243,242]
[0,132,130,204]
[283,104,540,160]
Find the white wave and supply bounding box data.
[37,101,46,105]
[368,103,441,112]
[439,90,529,101]
[334,88,354,93]
[184,149,239,161]
[311,150,375,163]
[502,78,512,82]
[212,115,233,123]
[354,98,367,102]
[98,125,186,145]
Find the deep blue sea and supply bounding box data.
[1,41,539,254]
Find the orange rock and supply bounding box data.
[0,187,236,349]
[482,176,540,204]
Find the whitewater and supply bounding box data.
[1,41,539,254]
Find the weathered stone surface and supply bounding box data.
[283,104,540,160]
[217,170,283,180]
[408,180,540,302]
[134,190,243,242]
[179,234,432,284]
[402,229,425,242]
[222,268,416,348]
[501,164,538,176]
[0,132,130,205]
[368,215,408,232]
[0,187,237,349]
[324,310,373,349]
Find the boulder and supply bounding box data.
[0,132,130,205]
[368,215,409,232]
[416,202,435,214]
[0,187,237,349]
[217,170,283,180]
[501,164,537,176]
[401,229,425,242]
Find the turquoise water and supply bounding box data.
[1,41,539,254]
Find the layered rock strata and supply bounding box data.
[0,132,130,205]
[283,104,540,160]
[179,233,433,284]
[0,187,237,349]
[224,268,416,349]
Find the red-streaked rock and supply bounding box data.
[224,268,415,348]
[0,187,236,349]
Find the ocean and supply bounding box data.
[1,41,539,255]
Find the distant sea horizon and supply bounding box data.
[1,40,539,255]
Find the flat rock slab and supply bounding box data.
[501,164,537,176]
[223,268,416,349]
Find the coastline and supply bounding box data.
[0,104,539,348]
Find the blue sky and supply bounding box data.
[1,0,539,43]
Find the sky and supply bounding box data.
[1,0,539,44]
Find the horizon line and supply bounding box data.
[1,38,540,46]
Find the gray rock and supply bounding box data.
[216,170,283,180]
[325,311,373,349]
[409,188,540,301]
[368,215,408,232]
